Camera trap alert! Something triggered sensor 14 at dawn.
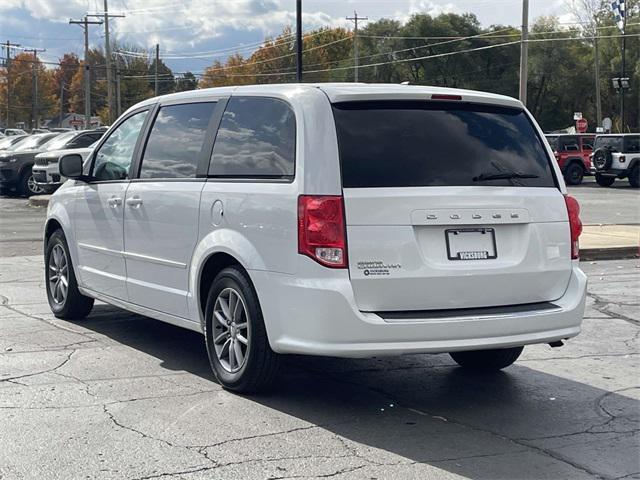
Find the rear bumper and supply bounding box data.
[252,261,587,357]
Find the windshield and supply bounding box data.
[0,136,22,149]
[10,134,56,152]
[333,101,556,188]
[43,132,77,151]
[594,136,623,151]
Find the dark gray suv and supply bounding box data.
[0,133,59,196]
[0,131,102,196]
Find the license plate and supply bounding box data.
[445,228,497,261]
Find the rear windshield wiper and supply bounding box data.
[473,172,540,182]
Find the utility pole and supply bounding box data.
[296,0,302,82]
[594,34,602,127]
[116,69,121,117]
[70,16,103,129]
[3,41,21,128]
[620,15,626,131]
[27,48,46,129]
[347,11,368,82]
[59,79,64,128]
[88,3,124,125]
[154,43,159,96]
[519,0,529,106]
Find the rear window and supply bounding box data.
[333,101,556,188]
[594,136,623,151]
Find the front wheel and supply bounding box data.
[450,346,523,371]
[45,229,94,319]
[19,169,45,197]
[204,266,280,393]
[595,173,615,187]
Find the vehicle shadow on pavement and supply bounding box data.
[83,304,639,479]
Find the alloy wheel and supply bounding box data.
[27,175,44,195]
[212,287,250,373]
[48,244,68,305]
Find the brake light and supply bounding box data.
[298,195,347,268]
[431,94,462,101]
[564,195,582,259]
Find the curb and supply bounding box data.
[580,246,639,261]
[28,195,51,207]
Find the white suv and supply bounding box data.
[45,84,587,392]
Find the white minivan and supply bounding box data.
[45,84,587,392]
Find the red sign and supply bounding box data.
[576,118,588,133]
[69,120,83,126]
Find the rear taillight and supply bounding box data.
[565,195,582,259]
[298,195,347,268]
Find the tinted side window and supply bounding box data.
[560,137,579,151]
[625,137,640,153]
[93,110,148,181]
[209,97,295,178]
[73,134,98,148]
[139,102,216,179]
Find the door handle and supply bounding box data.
[107,197,122,207]
[126,196,143,207]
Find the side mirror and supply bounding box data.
[59,154,85,180]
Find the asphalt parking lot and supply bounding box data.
[0,184,638,479]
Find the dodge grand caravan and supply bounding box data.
[45,84,587,392]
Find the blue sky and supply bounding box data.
[1,0,570,74]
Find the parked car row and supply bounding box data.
[545,133,639,188]
[0,129,105,196]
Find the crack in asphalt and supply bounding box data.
[0,348,76,383]
[587,292,640,326]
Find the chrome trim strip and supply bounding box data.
[78,243,187,269]
[77,242,123,257]
[123,251,187,269]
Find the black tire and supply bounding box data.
[629,164,639,188]
[595,173,615,187]
[564,162,584,185]
[204,266,280,393]
[19,168,44,197]
[450,346,523,371]
[592,147,613,171]
[45,229,94,319]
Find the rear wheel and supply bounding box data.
[450,346,523,371]
[564,163,584,185]
[204,266,280,393]
[628,165,639,188]
[45,229,94,319]
[595,173,615,187]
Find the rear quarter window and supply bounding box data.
[332,101,556,188]
[209,97,296,179]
